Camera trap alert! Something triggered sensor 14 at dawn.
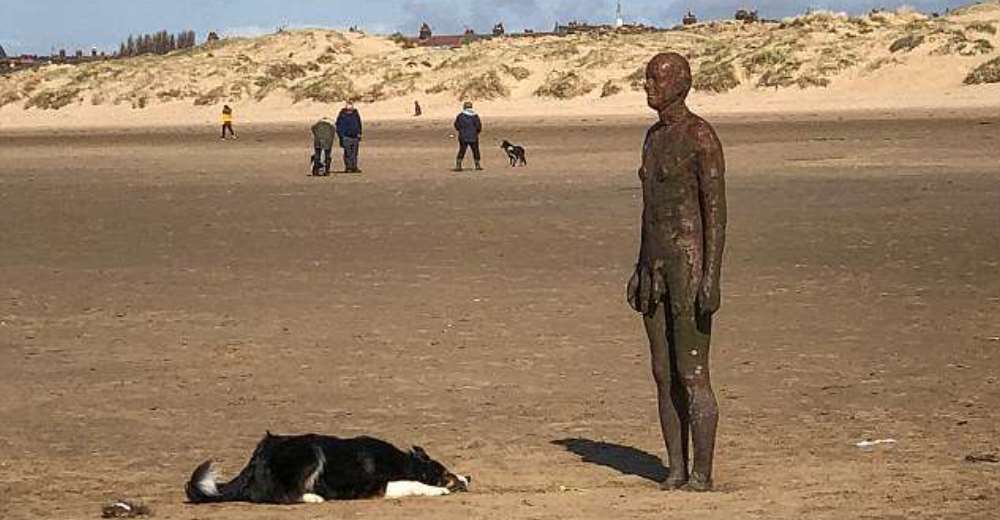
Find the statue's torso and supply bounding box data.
[640,120,705,257]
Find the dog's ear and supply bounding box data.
[411,446,430,461]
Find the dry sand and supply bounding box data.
[0,112,998,519]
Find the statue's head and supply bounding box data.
[645,53,692,111]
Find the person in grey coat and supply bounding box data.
[453,101,483,171]
[311,117,336,176]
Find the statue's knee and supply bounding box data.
[680,367,709,390]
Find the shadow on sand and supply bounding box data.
[551,438,668,482]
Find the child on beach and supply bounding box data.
[221,105,237,139]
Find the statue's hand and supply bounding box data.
[696,280,720,316]
[627,264,665,316]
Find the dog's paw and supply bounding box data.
[301,493,326,504]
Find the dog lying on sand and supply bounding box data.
[186,432,470,504]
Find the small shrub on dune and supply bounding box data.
[964,57,1000,85]
[600,80,623,97]
[961,39,994,56]
[316,45,348,65]
[156,88,192,102]
[815,48,857,75]
[756,69,796,89]
[966,22,996,35]
[0,89,21,108]
[25,87,81,110]
[626,66,646,91]
[795,74,830,88]
[458,70,510,101]
[742,48,793,74]
[253,75,284,101]
[501,64,531,80]
[541,42,580,60]
[864,56,899,72]
[575,48,618,68]
[534,70,596,99]
[693,60,739,93]
[889,34,925,53]
[194,86,226,106]
[425,82,448,95]
[289,73,356,103]
[265,62,306,81]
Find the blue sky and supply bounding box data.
[0,0,976,55]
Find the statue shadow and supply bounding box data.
[551,438,668,482]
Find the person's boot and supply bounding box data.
[474,160,483,171]
[453,159,463,172]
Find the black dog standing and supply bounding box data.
[500,140,527,167]
[627,53,727,492]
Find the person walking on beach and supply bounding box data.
[335,101,363,173]
[311,117,336,176]
[220,105,237,140]
[453,101,482,172]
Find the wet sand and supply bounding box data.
[0,114,998,519]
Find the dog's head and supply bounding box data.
[500,140,512,149]
[409,446,471,492]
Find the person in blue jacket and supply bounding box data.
[453,101,483,172]
[335,101,363,173]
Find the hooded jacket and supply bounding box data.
[336,108,363,140]
[454,109,482,143]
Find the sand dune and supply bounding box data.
[1,2,999,128]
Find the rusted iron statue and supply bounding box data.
[627,52,727,492]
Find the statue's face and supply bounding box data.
[645,54,691,111]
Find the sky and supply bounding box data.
[0,0,979,56]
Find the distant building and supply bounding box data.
[735,9,759,23]
[409,22,486,48]
[616,1,625,28]
[554,21,612,35]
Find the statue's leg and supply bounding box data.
[671,306,718,492]
[644,303,688,489]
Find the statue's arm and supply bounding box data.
[696,125,727,316]
[627,164,665,315]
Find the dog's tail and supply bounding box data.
[185,460,254,504]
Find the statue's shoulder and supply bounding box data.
[688,115,722,151]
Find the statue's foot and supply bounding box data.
[685,474,713,492]
[659,474,688,490]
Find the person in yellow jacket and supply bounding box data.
[220,105,237,140]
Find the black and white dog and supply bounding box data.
[500,140,527,167]
[186,432,470,505]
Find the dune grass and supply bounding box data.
[693,60,740,93]
[600,80,623,97]
[534,70,596,99]
[964,56,1000,84]
[25,87,82,110]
